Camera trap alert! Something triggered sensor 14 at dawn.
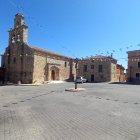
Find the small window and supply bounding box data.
[83,65,87,72]
[91,65,94,69]
[138,62,140,68]
[136,73,140,78]
[65,62,67,67]
[98,65,103,72]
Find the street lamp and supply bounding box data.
[75,58,79,89]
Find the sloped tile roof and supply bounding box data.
[30,46,73,59]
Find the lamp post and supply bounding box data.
[75,58,79,89]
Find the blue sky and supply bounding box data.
[0,0,140,68]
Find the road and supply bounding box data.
[0,82,140,140]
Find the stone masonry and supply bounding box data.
[78,56,125,82]
[127,50,140,83]
[2,13,76,84]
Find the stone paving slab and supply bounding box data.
[0,82,140,140]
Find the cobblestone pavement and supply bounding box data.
[0,82,140,140]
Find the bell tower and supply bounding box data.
[5,13,29,83]
[9,13,28,45]
[3,13,33,84]
[14,13,25,28]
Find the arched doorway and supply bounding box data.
[51,70,55,80]
[50,66,59,81]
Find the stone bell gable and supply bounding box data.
[2,13,34,83]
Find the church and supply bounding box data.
[2,14,77,84]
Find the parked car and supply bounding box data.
[75,76,87,83]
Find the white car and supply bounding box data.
[75,76,87,83]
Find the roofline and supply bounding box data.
[117,64,125,70]
[80,56,117,61]
[30,46,74,60]
[127,50,140,53]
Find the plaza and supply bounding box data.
[0,82,140,140]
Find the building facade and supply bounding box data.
[2,14,76,84]
[116,64,126,82]
[78,56,125,82]
[127,50,140,83]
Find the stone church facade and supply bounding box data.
[2,14,76,84]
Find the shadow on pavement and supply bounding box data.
[109,82,140,85]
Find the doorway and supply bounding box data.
[51,70,55,80]
[50,66,60,81]
[91,75,94,82]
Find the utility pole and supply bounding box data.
[75,58,79,89]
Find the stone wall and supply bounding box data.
[127,51,140,83]
[32,54,46,83]
[3,43,34,84]
[32,52,76,83]
[47,57,71,81]
[110,63,117,82]
[78,58,117,82]
[116,65,126,82]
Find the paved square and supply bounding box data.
[0,82,140,140]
